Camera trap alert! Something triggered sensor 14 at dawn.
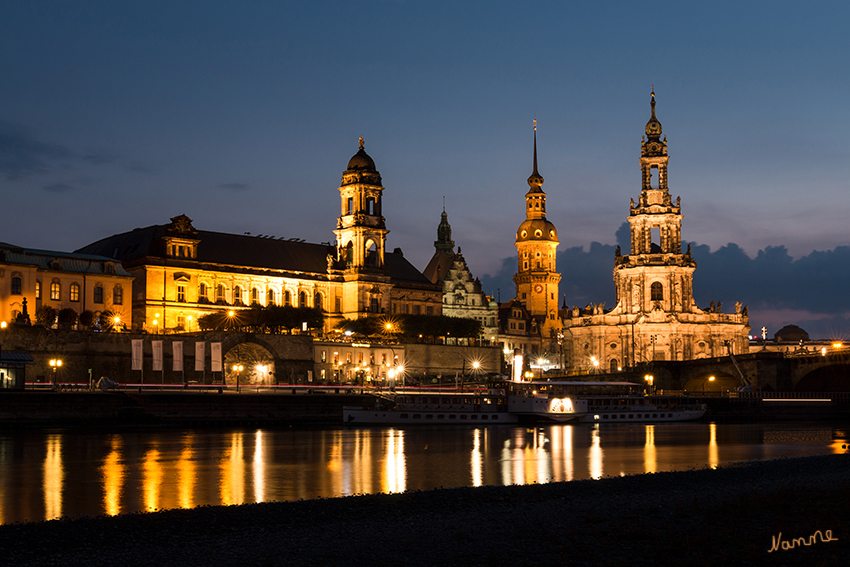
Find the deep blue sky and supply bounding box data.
[3,1,850,337]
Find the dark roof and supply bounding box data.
[1,243,132,277]
[76,224,434,285]
[0,352,35,364]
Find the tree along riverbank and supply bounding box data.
[0,453,847,566]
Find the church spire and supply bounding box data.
[527,119,544,190]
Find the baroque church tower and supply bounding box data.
[513,121,561,340]
[614,90,697,315]
[562,92,749,374]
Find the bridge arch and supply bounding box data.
[794,364,850,392]
[683,371,739,393]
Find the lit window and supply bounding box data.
[70,283,80,302]
[50,282,60,301]
[36,280,41,299]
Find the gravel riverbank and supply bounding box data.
[1,453,848,567]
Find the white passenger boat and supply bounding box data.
[343,390,518,425]
[510,381,706,424]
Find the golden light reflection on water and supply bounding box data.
[644,425,656,473]
[101,436,124,516]
[253,430,265,503]
[589,426,603,480]
[471,429,483,487]
[381,429,405,494]
[143,446,162,512]
[43,434,63,521]
[220,432,245,506]
[177,434,195,509]
[709,422,719,469]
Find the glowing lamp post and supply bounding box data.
[233,364,244,392]
[50,358,62,389]
[644,374,654,395]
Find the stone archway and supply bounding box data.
[224,342,276,386]
[794,364,850,392]
[683,371,739,393]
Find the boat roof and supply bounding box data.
[522,381,642,387]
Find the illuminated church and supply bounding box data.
[77,139,442,333]
[561,93,750,372]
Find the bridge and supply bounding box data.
[613,349,850,392]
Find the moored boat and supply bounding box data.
[343,390,518,425]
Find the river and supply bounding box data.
[0,422,846,525]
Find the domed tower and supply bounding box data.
[334,137,389,273]
[513,121,561,333]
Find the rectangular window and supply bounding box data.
[358,352,363,364]
[335,297,341,312]
[93,286,104,304]
[177,285,186,302]
[346,353,352,364]
[36,281,41,299]
[426,306,433,315]
[50,282,60,301]
[113,286,123,305]
[333,352,339,364]
[321,351,327,363]
[413,305,420,315]
[11,277,22,295]
[70,283,80,302]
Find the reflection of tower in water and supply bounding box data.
[43,433,64,521]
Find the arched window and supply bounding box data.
[650,282,663,301]
[365,240,378,268]
[216,284,226,302]
[285,290,291,306]
[113,286,123,305]
[50,282,61,301]
[268,288,276,306]
[70,283,80,302]
[199,283,208,300]
[233,286,243,305]
[609,359,619,373]
[93,285,104,304]
[344,241,354,268]
[315,292,323,311]
[251,287,259,305]
[299,291,307,307]
[11,276,22,295]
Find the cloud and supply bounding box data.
[479,221,850,336]
[218,182,250,192]
[0,120,151,179]
[0,120,73,180]
[42,183,77,193]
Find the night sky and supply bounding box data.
[3,1,850,338]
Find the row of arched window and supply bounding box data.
[10,277,123,305]
[196,283,323,309]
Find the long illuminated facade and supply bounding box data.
[561,93,750,372]
[76,140,442,333]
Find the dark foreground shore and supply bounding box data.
[1,454,848,567]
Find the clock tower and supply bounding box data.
[513,121,561,339]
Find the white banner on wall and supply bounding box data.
[131,340,143,371]
[211,342,222,372]
[195,342,205,371]
[173,341,183,372]
[152,341,163,371]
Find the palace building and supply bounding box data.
[0,242,133,328]
[76,139,442,333]
[561,93,750,372]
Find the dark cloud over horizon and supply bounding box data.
[480,222,850,339]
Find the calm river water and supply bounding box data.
[0,422,847,524]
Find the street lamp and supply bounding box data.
[50,358,63,389]
[644,374,654,395]
[537,357,545,380]
[113,316,121,332]
[233,364,244,392]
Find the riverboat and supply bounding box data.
[509,381,706,423]
[343,390,519,425]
